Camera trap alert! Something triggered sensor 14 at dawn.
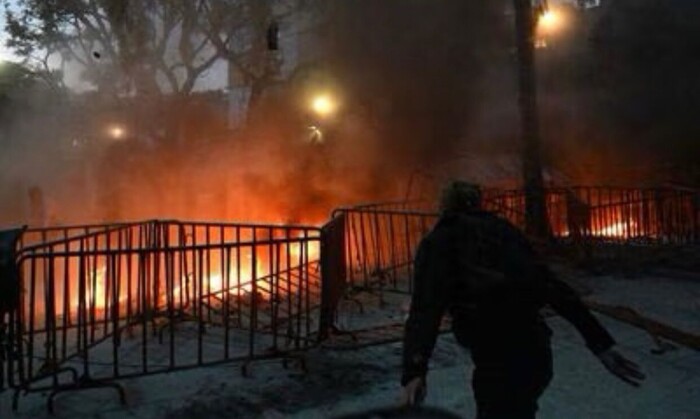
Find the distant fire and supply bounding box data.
[558,211,641,240]
[591,221,639,238]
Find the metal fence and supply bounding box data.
[321,186,700,339]
[18,223,133,248]
[1,220,321,412]
[340,187,700,248]
[484,186,700,245]
[2,185,698,411]
[332,206,437,295]
[318,206,438,338]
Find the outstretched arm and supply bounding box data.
[500,224,615,353]
[539,268,616,354]
[501,223,644,385]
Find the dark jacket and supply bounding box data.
[402,211,615,385]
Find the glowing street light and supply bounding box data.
[304,91,339,145]
[536,8,567,37]
[310,94,337,118]
[539,10,559,30]
[107,124,126,141]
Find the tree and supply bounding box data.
[5,0,220,97]
[5,0,320,107]
[514,0,549,237]
[0,60,62,137]
[0,60,35,133]
[4,0,322,144]
[198,0,321,111]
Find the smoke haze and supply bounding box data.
[2,0,700,228]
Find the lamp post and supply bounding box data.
[513,0,550,238]
[306,93,338,145]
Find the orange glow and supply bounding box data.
[539,11,558,29]
[537,8,567,37]
[83,265,127,312]
[560,217,639,239]
[87,266,107,309]
[22,103,407,229]
[39,239,322,326]
[591,221,638,239]
[167,241,321,306]
[311,94,337,117]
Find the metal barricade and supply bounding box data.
[20,223,134,248]
[332,207,438,295]
[323,186,700,340]
[319,206,437,340]
[2,185,698,411]
[484,186,700,245]
[2,220,321,412]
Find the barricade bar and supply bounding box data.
[3,220,322,411]
[3,185,697,411]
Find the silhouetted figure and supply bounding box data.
[565,189,591,240]
[401,181,644,419]
[27,186,46,227]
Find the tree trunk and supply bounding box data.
[513,0,550,238]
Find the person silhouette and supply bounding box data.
[401,181,644,418]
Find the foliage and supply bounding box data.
[3,0,318,98]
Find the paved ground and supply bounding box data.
[287,314,700,419]
[2,274,698,418]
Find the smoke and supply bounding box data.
[0,78,404,227]
[324,0,510,165]
[323,0,700,190]
[2,0,699,228]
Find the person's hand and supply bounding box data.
[597,347,646,387]
[400,377,426,406]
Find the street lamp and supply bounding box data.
[304,93,339,144]
[107,123,127,141]
[310,94,337,119]
[538,9,561,33]
[535,6,570,49]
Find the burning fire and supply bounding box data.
[171,259,263,303]
[591,221,638,238]
[77,241,320,314]
[86,265,108,310]
[561,218,640,239]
